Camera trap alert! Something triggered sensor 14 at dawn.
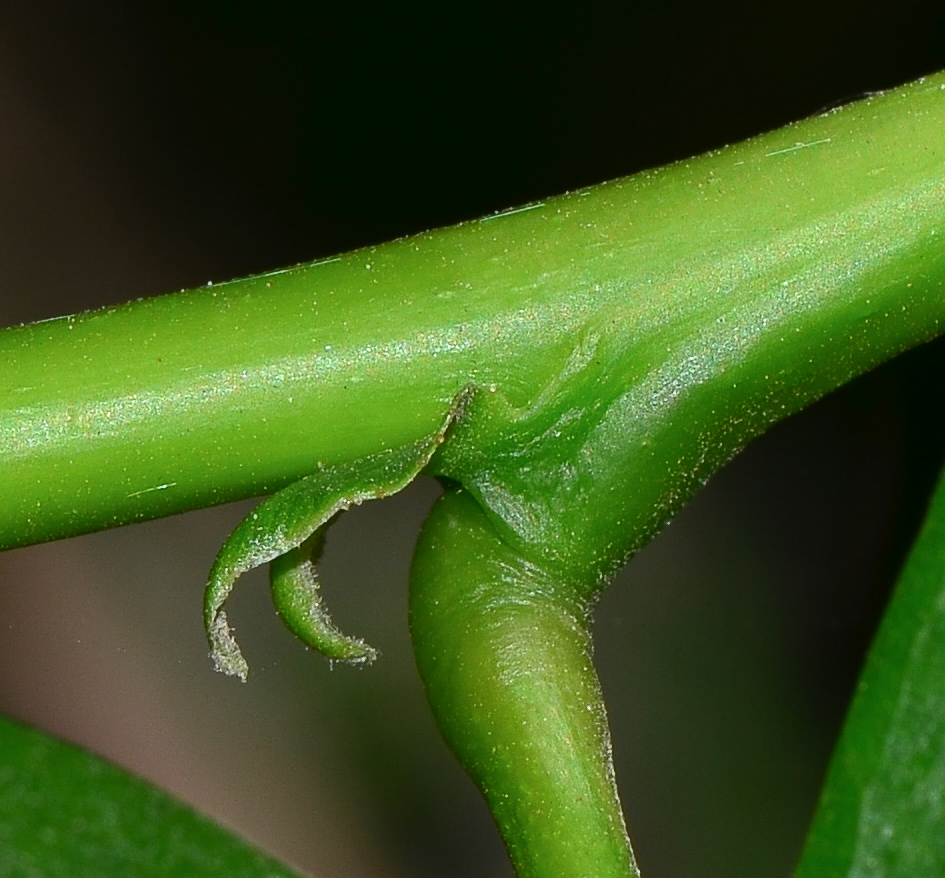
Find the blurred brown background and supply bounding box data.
[1,2,945,876]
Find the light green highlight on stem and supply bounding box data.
[1,74,943,558]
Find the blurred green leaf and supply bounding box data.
[796,465,945,875]
[0,715,302,877]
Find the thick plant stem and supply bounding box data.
[410,487,638,878]
[1,74,944,552]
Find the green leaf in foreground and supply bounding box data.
[796,466,945,876]
[0,715,301,877]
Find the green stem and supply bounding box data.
[410,487,637,878]
[2,74,944,556]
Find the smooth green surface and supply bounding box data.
[1,74,943,558]
[795,468,945,877]
[0,715,302,877]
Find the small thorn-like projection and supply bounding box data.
[204,390,471,679]
[207,609,250,681]
[270,536,379,665]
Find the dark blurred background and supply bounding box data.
[1,2,945,876]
